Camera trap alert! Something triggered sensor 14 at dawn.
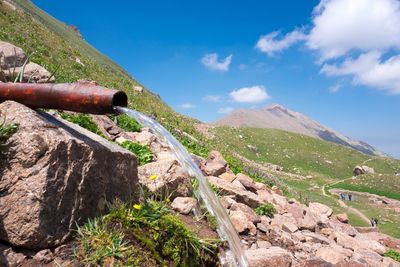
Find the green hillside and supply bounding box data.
[0,0,199,136]
[212,126,400,180]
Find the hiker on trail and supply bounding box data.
[349,194,352,201]
[371,218,375,227]
[374,218,378,227]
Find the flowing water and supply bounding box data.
[115,106,248,267]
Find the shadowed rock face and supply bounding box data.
[0,101,138,249]
[215,104,384,157]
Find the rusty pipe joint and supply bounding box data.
[0,82,128,114]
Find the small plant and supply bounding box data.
[59,112,106,138]
[75,218,131,265]
[178,136,209,158]
[0,114,18,145]
[254,203,277,217]
[120,140,153,165]
[384,249,400,262]
[113,114,141,132]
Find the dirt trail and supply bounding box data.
[338,199,371,224]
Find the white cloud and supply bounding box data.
[307,0,400,61]
[239,64,248,70]
[201,53,233,71]
[218,107,234,114]
[328,83,342,93]
[255,29,306,56]
[178,103,196,109]
[203,95,222,102]
[255,0,400,95]
[229,85,270,103]
[321,51,400,95]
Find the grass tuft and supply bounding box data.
[119,140,153,166]
[254,203,277,217]
[384,249,400,262]
[0,114,18,145]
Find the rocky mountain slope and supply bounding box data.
[215,104,384,157]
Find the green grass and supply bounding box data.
[120,140,153,166]
[346,194,400,238]
[59,112,106,138]
[329,174,400,200]
[254,203,276,217]
[212,127,400,180]
[0,119,18,145]
[384,249,400,262]
[112,114,141,133]
[76,199,220,266]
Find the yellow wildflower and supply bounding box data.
[133,204,142,210]
[149,174,157,181]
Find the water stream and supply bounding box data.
[115,106,248,267]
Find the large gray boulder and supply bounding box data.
[0,101,138,249]
[0,41,27,69]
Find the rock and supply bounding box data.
[219,171,236,182]
[320,228,335,236]
[232,179,247,190]
[0,41,27,69]
[204,162,226,176]
[295,258,334,267]
[13,62,55,83]
[316,246,347,265]
[207,176,263,208]
[309,202,333,217]
[352,248,383,266]
[230,210,250,234]
[220,196,237,209]
[0,246,26,266]
[256,240,271,249]
[91,115,122,139]
[138,159,192,198]
[171,197,197,215]
[334,232,386,255]
[0,101,138,249]
[328,218,358,237]
[282,222,298,233]
[236,173,260,193]
[206,150,227,166]
[334,260,366,267]
[33,249,54,263]
[272,193,289,214]
[353,165,374,176]
[133,85,144,92]
[302,231,332,245]
[257,222,269,233]
[337,213,349,223]
[245,247,292,267]
[230,202,261,224]
[122,129,156,146]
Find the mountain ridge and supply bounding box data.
[215,103,385,157]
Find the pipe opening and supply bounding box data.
[112,91,128,108]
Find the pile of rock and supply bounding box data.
[353,165,375,176]
[0,41,54,83]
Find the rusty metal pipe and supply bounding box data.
[0,82,128,114]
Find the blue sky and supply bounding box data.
[33,0,400,158]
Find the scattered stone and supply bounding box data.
[230,210,250,234]
[337,213,349,224]
[282,222,298,233]
[204,162,226,176]
[245,247,292,267]
[138,159,192,198]
[309,202,333,217]
[33,249,53,263]
[0,41,26,69]
[219,171,236,182]
[230,202,260,224]
[256,240,271,249]
[353,165,375,176]
[316,246,347,265]
[171,197,197,215]
[133,85,144,92]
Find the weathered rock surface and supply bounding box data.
[0,41,54,83]
[171,197,197,215]
[246,247,292,267]
[138,158,192,198]
[0,101,138,249]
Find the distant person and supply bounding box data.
[374,218,378,227]
[371,218,375,227]
[349,194,352,201]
